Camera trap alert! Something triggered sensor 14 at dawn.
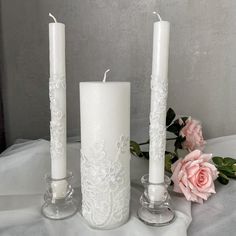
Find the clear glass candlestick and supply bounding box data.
[41,172,78,220]
[137,174,175,226]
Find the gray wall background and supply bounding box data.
[1,0,236,145]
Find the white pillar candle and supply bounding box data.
[149,13,170,185]
[49,13,67,198]
[80,71,130,229]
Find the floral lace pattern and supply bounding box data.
[49,74,66,159]
[81,136,130,229]
[149,75,168,161]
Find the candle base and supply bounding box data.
[137,174,175,226]
[41,172,79,220]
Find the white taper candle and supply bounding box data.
[149,12,170,185]
[49,13,67,198]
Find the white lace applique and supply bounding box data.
[81,135,130,228]
[49,75,66,159]
[149,75,168,161]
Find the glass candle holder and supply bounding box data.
[41,172,78,220]
[137,174,175,226]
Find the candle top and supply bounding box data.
[81,69,130,86]
[153,11,169,24]
[80,81,130,91]
[80,81,130,84]
[80,81,130,90]
[102,69,110,82]
[49,13,64,25]
[49,13,57,23]
[153,11,162,21]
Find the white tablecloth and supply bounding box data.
[0,135,235,235]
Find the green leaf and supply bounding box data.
[165,153,173,173]
[217,172,229,185]
[211,156,236,179]
[167,122,181,136]
[165,151,179,173]
[130,141,142,157]
[142,151,149,160]
[166,108,176,126]
[223,157,236,166]
[218,168,236,179]
[181,117,189,123]
[174,136,186,150]
[171,154,179,164]
[217,166,234,172]
[212,156,224,166]
[232,165,236,172]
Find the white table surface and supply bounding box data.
[0,135,235,236]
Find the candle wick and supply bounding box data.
[102,69,110,82]
[49,13,57,23]
[153,11,162,21]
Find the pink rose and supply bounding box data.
[171,150,218,203]
[180,117,206,151]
